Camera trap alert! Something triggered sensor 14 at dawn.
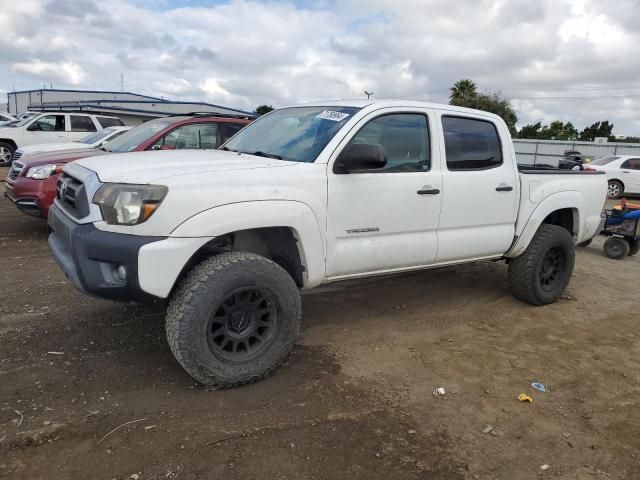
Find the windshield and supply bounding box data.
[223,106,360,162]
[14,116,38,127]
[591,156,619,165]
[77,128,117,144]
[104,119,174,153]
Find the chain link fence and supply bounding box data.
[514,139,640,166]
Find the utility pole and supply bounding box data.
[121,73,125,92]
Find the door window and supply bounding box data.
[620,158,640,170]
[442,116,502,170]
[345,114,430,172]
[70,115,97,132]
[151,123,218,150]
[222,123,245,143]
[97,117,125,128]
[30,115,65,132]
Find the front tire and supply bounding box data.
[603,237,630,259]
[166,252,302,388]
[607,180,623,199]
[0,142,15,166]
[508,224,575,306]
[629,240,640,256]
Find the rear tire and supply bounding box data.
[607,180,623,199]
[0,141,15,166]
[629,240,640,256]
[603,237,630,259]
[166,251,301,389]
[508,224,575,306]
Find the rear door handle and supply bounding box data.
[496,186,513,192]
[417,188,440,195]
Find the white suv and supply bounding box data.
[0,112,124,165]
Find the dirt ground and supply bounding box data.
[1,166,639,480]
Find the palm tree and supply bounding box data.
[449,79,477,103]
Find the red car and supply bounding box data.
[5,114,251,219]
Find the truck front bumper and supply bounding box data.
[47,204,166,302]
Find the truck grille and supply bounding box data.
[56,173,90,219]
[12,151,22,162]
[8,161,24,181]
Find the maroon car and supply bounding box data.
[5,114,251,218]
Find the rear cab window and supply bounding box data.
[97,117,125,128]
[442,116,503,170]
[70,115,97,132]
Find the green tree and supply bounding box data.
[517,122,542,139]
[449,79,477,103]
[538,121,579,140]
[579,121,614,141]
[449,81,518,135]
[255,104,274,116]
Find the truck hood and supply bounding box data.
[73,149,297,184]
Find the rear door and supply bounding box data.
[619,158,640,193]
[69,115,98,141]
[435,113,518,262]
[326,109,442,278]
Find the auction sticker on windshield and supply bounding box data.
[317,111,351,122]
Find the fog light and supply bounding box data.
[115,265,127,282]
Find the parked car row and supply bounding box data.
[4,113,252,218]
[0,112,125,165]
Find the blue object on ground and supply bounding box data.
[531,382,546,392]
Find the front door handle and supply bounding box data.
[496,186,513,192]
[417,188,440,195]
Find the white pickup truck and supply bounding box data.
[48,100,607,388]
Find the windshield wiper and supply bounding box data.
[249,150,283,160]
[220,146,239,153]
[98,146,111,152]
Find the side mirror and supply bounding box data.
[333,143,387,174]
[27,122,41,131]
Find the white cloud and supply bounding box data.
[1,0,639,133]
[12,61,86,85]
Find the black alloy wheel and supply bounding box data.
[207,287,279,363]
[538,246,566,292]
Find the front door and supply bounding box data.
[326,111,442,278]
[435,114,519,262]
[25,114,69,146]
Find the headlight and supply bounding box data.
[26,164,60,179]
[93,183,168,225]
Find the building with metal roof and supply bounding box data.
[6,89,253,125]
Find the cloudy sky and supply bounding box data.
[1,0,639,134]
